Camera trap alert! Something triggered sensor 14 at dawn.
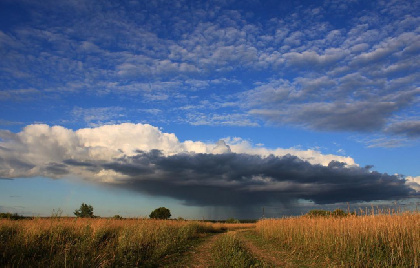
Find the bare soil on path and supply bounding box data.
[185,233,224,268]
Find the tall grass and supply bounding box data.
[211,222,256,231]
[0,218,218,267]
[256,212,420,267]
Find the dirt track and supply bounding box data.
[166,229,292,268]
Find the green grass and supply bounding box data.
[157,232,219,267]
[238,229,329,267]
[212,233,267,268]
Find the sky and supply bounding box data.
[0,0,419,219]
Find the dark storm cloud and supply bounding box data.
[43,162,69,176]
[386,121,420,138]
[65,150,416,207]
[0,145,12,152]
[63,159,95,167]
[0,155,35,178]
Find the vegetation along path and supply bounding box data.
[3,213,416,267]
[235,230,288,267]
[164,227,291,268]
[160,232,225,268]
[185,232,225,267]
[164,227,344,267]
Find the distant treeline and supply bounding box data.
[305,209,355,217]
[204,219,258,223]
[0,213,31,220]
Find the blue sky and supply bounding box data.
[0,0,419,219]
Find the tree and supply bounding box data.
[74,203,95,218]
[0,212,26,220]
[149,207,171,219]
[331,209,349,217]
[306,209,331,217]
[305,209,353,218]
[225,218,240,223]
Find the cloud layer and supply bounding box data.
[0,0,418,145]
[0,123,417,207]
[96,151,415,206]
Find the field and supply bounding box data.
[1,213,418,267]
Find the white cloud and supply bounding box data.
[223,137,356,167]
[241,15,419,136]
[0,123,362,182]
[356,135,412,148]
[351,32,419,66]
[72,107,126,126]
[406,176,420,192]
[212,140,231,154]
[1,0,418,139]
[185,112,259,127]
[76,123,184,157]
[0,88,40,101]
[0,30,18,48]
[284,49,346,68]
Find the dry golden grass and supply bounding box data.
[210,222,256,231]
[0,218,219,267]
[2,214,417,267]
[256,212,420,267]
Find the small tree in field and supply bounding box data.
[226,218,240,223]
[74,203,95,218]
[149,207,171,219]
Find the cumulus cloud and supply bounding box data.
[212,140,231,154]
[0,124,417,208]
[405,176,420,192]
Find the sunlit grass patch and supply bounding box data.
[256,212,420,267]
[0,218,218,267]
[212,232,267,267]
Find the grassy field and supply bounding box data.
[0,218,222,267]
[1,213,418,267]
[256,212,420,267]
